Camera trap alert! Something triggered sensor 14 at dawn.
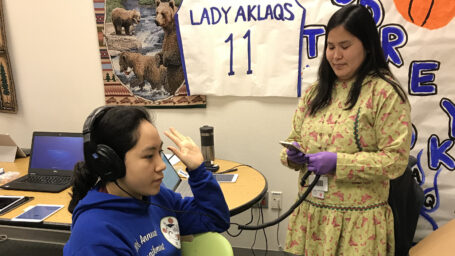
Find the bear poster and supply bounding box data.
[0,0,17,113]
[93,0,206,108]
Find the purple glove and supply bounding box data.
[286,142,307,165]
[306,152,337,175]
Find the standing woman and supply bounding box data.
[281,5,411,256]
[64,106,229,255]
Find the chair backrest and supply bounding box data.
[388,155,424,256]
[181,232,233,256]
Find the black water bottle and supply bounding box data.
[200,125,219,172]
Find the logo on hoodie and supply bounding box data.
[160,216,181,249]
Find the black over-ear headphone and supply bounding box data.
[82,106,126,181]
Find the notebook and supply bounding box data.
[161,152,193,197]
[0,132,84,193]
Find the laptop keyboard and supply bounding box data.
[21,175,71,185]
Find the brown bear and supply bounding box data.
[155,0,185,95]
[119,51,167,91]
[111,8,141,35]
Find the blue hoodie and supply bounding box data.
[64,164,230,256]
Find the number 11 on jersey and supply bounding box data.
[224,29,253,76]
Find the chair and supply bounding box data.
[181,232,233,256]
[388,155,424,256]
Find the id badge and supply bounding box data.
[309,175,328,192]
[309,175,328,199]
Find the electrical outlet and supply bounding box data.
[270,191,282,209]
[253,192,268,208]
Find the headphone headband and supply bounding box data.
[83,106,125,181]
[83,106,113,136]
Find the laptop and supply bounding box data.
[161,152,193,197]
[0,132,84,193]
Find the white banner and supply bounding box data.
[177,0,306,96]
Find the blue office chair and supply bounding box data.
[181,232,233,256]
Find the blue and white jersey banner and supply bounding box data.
[176,0,306,97]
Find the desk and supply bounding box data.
[0,157,267,228]
[174,159,268,216]
[0,158,266,254]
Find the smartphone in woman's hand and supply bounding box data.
[279,141,305,153]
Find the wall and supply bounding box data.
[0,0,300,251]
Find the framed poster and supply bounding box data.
[0,0,17,113]
[93,0,206,108]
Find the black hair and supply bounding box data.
[68,106,153,213]
[309,4,408,115]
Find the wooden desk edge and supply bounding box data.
[230,181,268,216]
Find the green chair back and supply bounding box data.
[181,232,233,256]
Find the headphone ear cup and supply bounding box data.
[93,144,125,181]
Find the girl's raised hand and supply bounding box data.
[164,127,204,171]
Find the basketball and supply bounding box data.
[393,0,455,29]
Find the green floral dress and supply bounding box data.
[280,75,411,256]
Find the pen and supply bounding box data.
[218,168,238,174]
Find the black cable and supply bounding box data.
[114,170,319,235]
[114,180,228,227]
[276,208,280,248]
[245,207,255,226]
[250,205,262,256]
[261,205,268,256]
[276,208,286,254]
[217,164,252,173]
[237,172,320,230]
[226,207,255,237]
[114,180,137,198]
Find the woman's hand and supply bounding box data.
[164,127,204,171]
[286,142,308,165]
[306,152,337,175]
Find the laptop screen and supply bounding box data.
[161,153,180,191]
[29,132,84,171]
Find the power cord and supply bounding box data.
[249,204,270,256]
[226,207,255,237]
[237,172,320,230]
[276,208,284,253]
[250,205,262,256]
[217,164,253,174]
[261,205,268,256]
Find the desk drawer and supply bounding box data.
[0,225,70,255]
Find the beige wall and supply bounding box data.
[0,0,304,251]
